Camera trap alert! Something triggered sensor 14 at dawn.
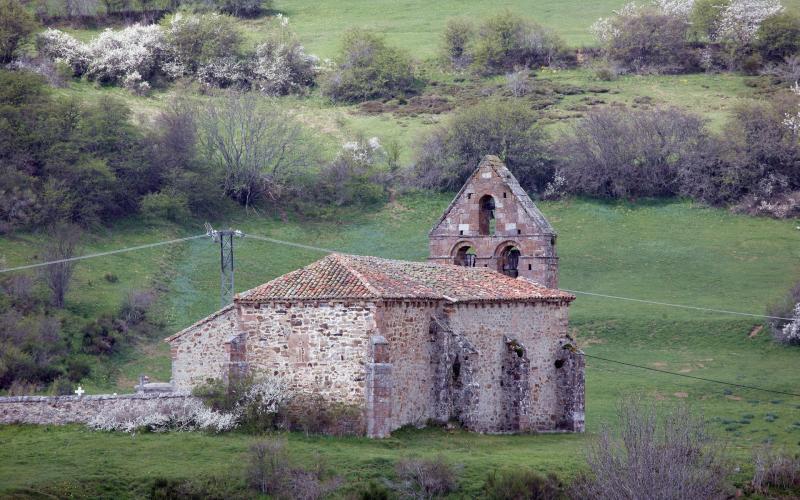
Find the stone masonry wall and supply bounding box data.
[429,160,558,287]
[239,301,377,404]
[445,301,575,433]
[375,300,439,429]
[169,306,239,391]
[0,393,193,425]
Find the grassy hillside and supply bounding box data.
[1,196,799,496]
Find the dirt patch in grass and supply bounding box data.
[748,325,763,338]
[673,392,689,398]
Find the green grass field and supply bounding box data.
[1,196,799,496]
[3,1,800,496]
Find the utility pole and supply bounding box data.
[205,224,244,308]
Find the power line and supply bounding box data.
[580,352,800,398]
[245,234,338,254]
[563,289,793,321]
[244,233,792,322]
[0,234,206,274]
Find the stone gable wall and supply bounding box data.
[429,162,559,287]
[239,301,377,404]
[0,393,193,425]
[375,300,439,429]
[445,301,576,432]
[169,307,239,391]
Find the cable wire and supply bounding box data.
[0,234,207,274]
[563,289,793,321]
[244,233,792,322]
[244,234,338,254]
[580,352,800,398]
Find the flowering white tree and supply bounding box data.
[85,24,167,84]
[36,29,90,76]
[716,0,783,44]
[779,303,800,344]
[653,0,695,17]
[87,397,238,433]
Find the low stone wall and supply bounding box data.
[0,393,193,425]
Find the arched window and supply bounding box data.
[498,245,521,278]
[479,195,496,235]
[454,245,477,267]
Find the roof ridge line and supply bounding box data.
[333,254,382,297]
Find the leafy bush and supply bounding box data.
[315,137,391,206]
[414,99,552,193]
[189,0,271,17]
[36,29,91,76]
[483,469,564,500]
[570,397,731,499]
[556,106,711,199]
[322,29,417,103]
[689,0,730,41]
[87,24,168,84]
[442,17,474,69]
[757,12,800,62]
[163,12,243,76]
[471,11,566,74]
[393,456,460,498]
[767,281,800,343]
[0,0,39,64]
[594,4,696,73]
[140,191,191,222]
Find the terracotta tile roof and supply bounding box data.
[237,254,574,303]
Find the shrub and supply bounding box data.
[596,5,696,73]
[36,29,91,76]
[570,397,731,499]
[394,457,459,498]
[414,99,552,193]
[442,17,474,69]
[751,446,800,494]
[322,29,417,103]
[246,438,342,498]
[482,469,564,500]
[86,397,238,433]
[65,358,91,382]
[81,315,124,355]
[775,303,800,345]
[689,0,730,41]
[716,0,783,46]
[767,281,800,342]
[163,12,243,76]
[140,191,191,222]
[252,36,316,95]
[190,0,271,17]
[50,377,74,395]
[283,392,365,436]
[757,12,800,63]
[315,137,390,207]
[505,68,533,97]
[556,106,710,199]
[0,0,38,64]
[194,375,292,432]
[471,11,566,74]
[86,24,168,84]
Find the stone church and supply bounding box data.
[166,155,584,437]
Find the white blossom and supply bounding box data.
[783,81,800,133]
[86,24,167,84]
[36,29,90,76]
[716,0,783,44]
[653,0,694,16]
[87,397,237,434]
[780,303,800,343]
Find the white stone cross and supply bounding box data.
[74,386,85,397]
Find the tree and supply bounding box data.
[199,93,315,210]
[757,12,800,62]
[414,99,552,193]
[556,106,711,199]
[0,0,38,64]
[571,397,731,499]
[40,225,80,308]
[322,29,417,103]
